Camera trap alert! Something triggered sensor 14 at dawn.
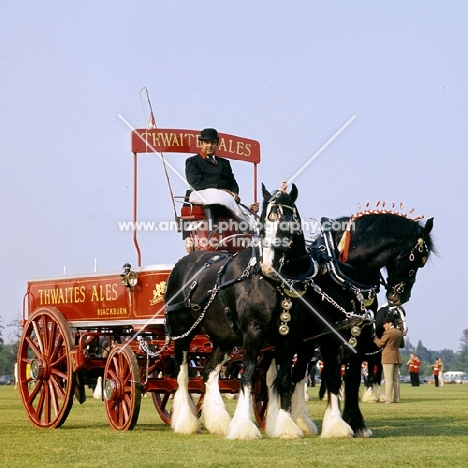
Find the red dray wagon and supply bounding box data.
[17,128,270,430]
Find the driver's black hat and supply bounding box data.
[198,128,219,141]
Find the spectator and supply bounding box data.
[406,353,421,387]
[431,358,444,387]
[374,318,405,403]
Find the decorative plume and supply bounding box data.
[350,200,424,222]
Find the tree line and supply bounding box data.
[397,329,468,378]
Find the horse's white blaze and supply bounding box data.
[320,393,354,439]
[226,385,262,439]
[260,203,279,276]
[171,356,200,434]
[291,376,318,435]
[260,224,278,276]
[202,361,232,436]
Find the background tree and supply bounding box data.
[0,314,19,376]
[0,315,4,351]
[460,329,468,351]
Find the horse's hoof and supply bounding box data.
[354,428,373,438]
[227,419,262,440]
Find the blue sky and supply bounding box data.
[1,1,466,352]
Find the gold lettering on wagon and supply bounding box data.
[36,283,119,306]
[149,281,166,306]
[37,286,86,305]
[90,283,118,302]
[140,131,252,159]
[97,307,128,316]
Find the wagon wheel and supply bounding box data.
[17,307,75,429]
[103,344,141,430]
[152,391,204,425]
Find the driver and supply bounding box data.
[184,128,258,251]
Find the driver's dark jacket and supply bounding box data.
[185,153,239,193]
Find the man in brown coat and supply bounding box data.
[374,318,405,403]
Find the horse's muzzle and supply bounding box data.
[260,262,277,278]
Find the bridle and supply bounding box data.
[261,193,302,275]
[382,236,429,298]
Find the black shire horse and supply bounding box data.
[261,211,434,438]
[164,184,313,439]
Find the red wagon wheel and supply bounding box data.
[152,390,204,425]
[103,344,141,430]
[17,307,75,429]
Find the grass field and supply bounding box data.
[1,383,468,468]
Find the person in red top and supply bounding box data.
[406,353,421,387]
[431,358,444,387]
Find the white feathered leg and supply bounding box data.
[226,384,262,439]
[265,359,280,437]
[171,353,201,434]
[265,359,304,439]
[361,386,378,403]
[320,393,354,438]
[374,384,386,402]
[202,359,232,436]
[292,376,318,435]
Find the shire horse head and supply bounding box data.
[259,183,305,278]
[337,213,435,306]
[384,217,434,305]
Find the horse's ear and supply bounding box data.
[424,217,434,236]
[290,183,298,203]
[262,183,272,200]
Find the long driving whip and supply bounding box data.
[140,87,178,220]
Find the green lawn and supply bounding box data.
[1,383,468,468]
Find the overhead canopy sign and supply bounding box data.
[131,128,261,164]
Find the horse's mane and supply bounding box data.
[333,212,436,256]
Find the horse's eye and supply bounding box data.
[268,212,278,221]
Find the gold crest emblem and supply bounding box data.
[149,281,166,306]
